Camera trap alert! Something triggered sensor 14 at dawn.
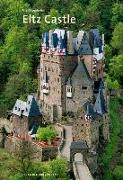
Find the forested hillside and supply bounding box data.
[0,0,123,116]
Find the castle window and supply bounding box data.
[45,66,47,70]
[66,85,72,98]
[48,67,50,71]
[67,86,72,93]
[15,107,17,110]
[18,108,20,111]
[28,101,30,104]
[57,78,59,83]
[82,86,87,90]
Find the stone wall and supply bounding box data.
[66,70,93,114]
[0,118,12,132]
[4,136,58,161]
[10,115,28,137]
[40,54,78,121]
[66,86,93,114]
[72,109,102,149]
[10,115,42,137]
[102,113,110,142]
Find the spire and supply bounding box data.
[94,89,107,115]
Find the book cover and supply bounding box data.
[0,0,123,180]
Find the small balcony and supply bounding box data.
[43,82,49,94]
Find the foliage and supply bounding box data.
[109,54,123,85]
[36,126,57,143]
[111,3,123,28]
[0,72,37,116]
[106,75,120,90]
[113,166,123,180]
[100,98,121,180]
[0,148,69,180]
[33,157,69,180]
[111,22,123,54]
[104,44,113,71]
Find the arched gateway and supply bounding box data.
[70,140,88,169]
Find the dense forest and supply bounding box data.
[0,0,123,115]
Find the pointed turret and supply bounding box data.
[94,89,107,115]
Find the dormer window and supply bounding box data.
[66,85,72,98]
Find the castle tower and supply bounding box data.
[40,29,78,122]
[40,28,105,122]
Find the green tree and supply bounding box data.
[113,166,123,180]
[111,3,123,28]
[111,22,123,54]
[36,127,57,144]
[109,54,123,85]
[0,72,37,116]
[32,157,69,180]
[104,44,113,72]
[106,75,120,91]
[47,158,69,180]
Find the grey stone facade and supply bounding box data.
[40,54,78,121]
[39,28,109,150]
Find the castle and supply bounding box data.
[39,28,109,149]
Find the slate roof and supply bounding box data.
[66,61,93,86]
[94,79,105,93]
[94,89,107,115]
[42,29,67,52]
[78,33,93,55]
[12,95,41,117]
[99,79,105,90]
[70,140,88,150]
[42,28,103,56]
[90,29,102,48]
[84,101,98,120]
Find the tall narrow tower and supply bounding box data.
[40,29,77,122]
